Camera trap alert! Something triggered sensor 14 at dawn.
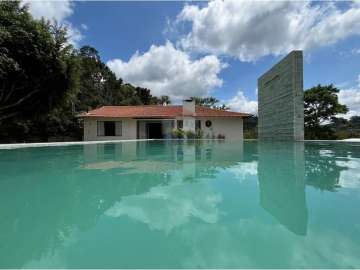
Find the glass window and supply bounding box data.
[195,120,201,130]
[97,121,122,136]
[177,120,183,129]
[104,121,115,136]
[115,121,122,136]
[97,121,104,136]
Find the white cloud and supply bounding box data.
[107,41,226,101]
[80,23,88,31]
[21,0,83,47]
[338,88,360,118]
[63,22,83,48]
[227,161,258,183]
[22,0,73,22]
[176,0,360,61]
[105,181,222,233]
[337,75,360,118]
[227,91,258,115]
[336,159,360,189]
[351,48,360,55]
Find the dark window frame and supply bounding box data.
[195,120,201,130]
[177,120,183,129]
[97,121,122,137]
[104,121,116,136]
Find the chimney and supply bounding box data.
[182,98,195,115]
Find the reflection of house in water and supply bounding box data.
[258,142,308,236]
[82,141,244,180]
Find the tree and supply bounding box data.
[349,116,360,129]
[243,115,258,139]
[0,1,78,122]
[191,96,229,110]
[158,95,171,105]
[304,84,348,139]
[75,45,123,111]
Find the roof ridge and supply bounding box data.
[100,105,182,108]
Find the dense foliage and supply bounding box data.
[0,2,169,142]
[243,85,358,140]
[243,115,258,139]
[304,84,348,139]
[191,96,229,110]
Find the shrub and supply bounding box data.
[172,128,185,139]
[195,129,203,139]
[217,134,225,139]
[185,130,196,139]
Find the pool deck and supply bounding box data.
[0,138,359,149]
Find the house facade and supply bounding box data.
[79,100,248,141]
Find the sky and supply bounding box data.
[22,0,360,117]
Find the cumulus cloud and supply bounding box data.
[21,0,83,47]
[337,75,360,118]
[107,41,226,101]
[227,161,258,183]
[105,182,222,233]
[336,159,360,189]
[227,91,258,115]
[176,0,360,61]
[22,0,74,22]
[338,88,360,118]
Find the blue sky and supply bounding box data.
[24,0,360,116]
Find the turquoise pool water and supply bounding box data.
[0,140,360,268]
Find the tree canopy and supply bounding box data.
[0,1,170,142]
[191,96,229,110]
[0,1,78,122]
[304,84,348,139]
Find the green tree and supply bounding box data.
[243,115,258,139]
[304,84,348,139]
[191,96,229,110]
[75,45,123,111]
[0,1,79,142]
[158,95,171,105]
[0,1,78,122]
[349,116,360,129]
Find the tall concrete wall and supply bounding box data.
[258,51,304,141]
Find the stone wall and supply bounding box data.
[258,51,304,140]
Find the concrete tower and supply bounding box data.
[258,51,304,141]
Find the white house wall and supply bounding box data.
[83,117,137,141]
[83,117,243,141]
[197,117,243,140]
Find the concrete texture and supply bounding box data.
[258,51,304,141]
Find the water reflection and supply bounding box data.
[258,142,307,235]
[305,143,359,191]
[0,141,359,268]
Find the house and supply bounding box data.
[78,99,249,141]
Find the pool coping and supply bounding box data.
[0,139,226,149]
[0,139,156,149]
[0,138,359,149]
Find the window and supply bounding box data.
[104,121,115,136]
[205,120,212,128]
[177,120,183,129]
[195,120,201,130]
[97,121,122,136]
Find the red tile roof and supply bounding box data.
[78,105,249,118]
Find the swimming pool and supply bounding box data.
[0,140,359,268]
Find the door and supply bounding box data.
[147,122,163,139]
